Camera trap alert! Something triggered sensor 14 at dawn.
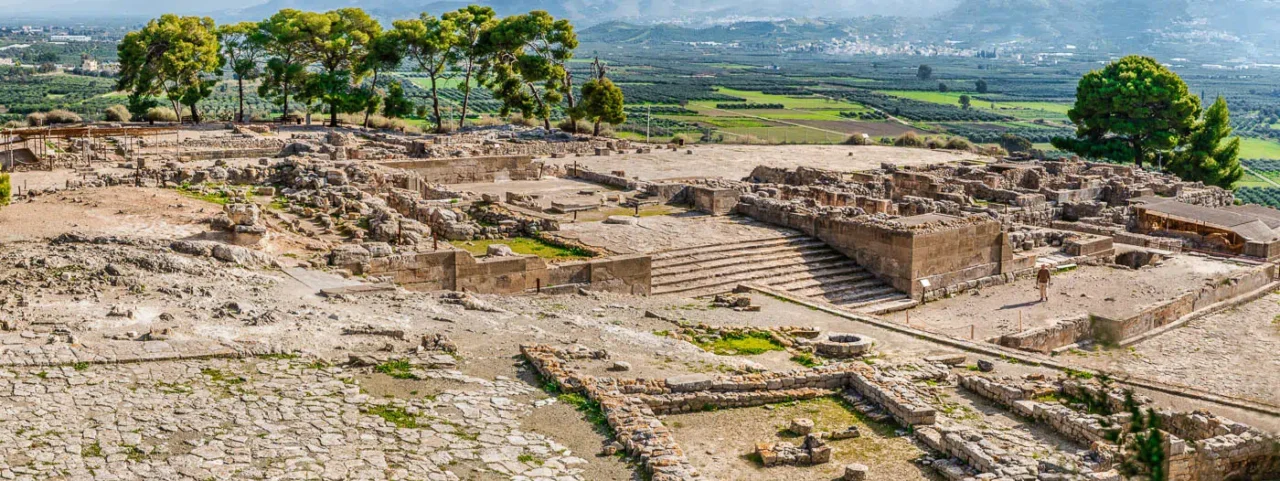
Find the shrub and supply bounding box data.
[556,118,593,134]
[104,104,131,122]
[944,136,974,151]
[843,132,872,145]
[671,133,691,145]
[507,113,536,127]
[144,107,178,122]
[473,115,505,127]
[2,120,24,129]
[925,137,947,149]
[0,173,9,206]
[337,113,423,134]
[45,109,82,124]
[998,133,1034,153]
[981,145,1009,157]
[25,112,46,127]
[894,131,926,148]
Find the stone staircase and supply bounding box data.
[649,233,917,314]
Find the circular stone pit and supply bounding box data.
[814,333,874,358]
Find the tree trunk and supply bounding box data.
[1133,140,1144,169]
[562,70,576,110]
[189,103,200,124]
[329,102,338,128]
[594,121,600,137]
[430,76,442,133]
[458,64,473,130]
[236,76,245,123]
[282,83,290,123]
[363,69,379,129]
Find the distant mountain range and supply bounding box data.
[573,0,1280,60]
[3,0,1277,61]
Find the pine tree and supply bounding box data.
[1169,97,1242,188]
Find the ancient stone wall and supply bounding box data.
[996,315,1093,354]
[1091,263,1277,344]
[381,156,542,184]
[331,246,650,295]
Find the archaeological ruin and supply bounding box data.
[0,121,1277,481]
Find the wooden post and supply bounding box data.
[536,278,541,294]
[970,325,975,340]
[1018,311,1023,332]
[905,311,910,327]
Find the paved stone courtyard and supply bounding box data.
[0,358,592,481]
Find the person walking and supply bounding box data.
[1036,265,1051,302]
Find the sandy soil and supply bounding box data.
[883,256,1246,341]
[0,187,214,242]
[566,144,984,182]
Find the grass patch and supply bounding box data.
[455,236,594,260]
[1240,137,1280,160]
[72,362,90,371]
[259,353,298,361]
[790,353,821,368]
[201,368,246,385]
[698,331,784,356]
[374,360,419,380]
[177,183,232,205]
[1063,368,1095,380]
[558,392,614,437]
[81,442,102,458]
[367,405,418,429]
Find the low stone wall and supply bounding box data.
[1091,263,1277,344]
[332,246,651,295]
[847,371,937,426]
[520,344,946,480]
[381,155,542,184]
[996,315,1092,354]
[178,147,281,162]
[960,375,1122,446]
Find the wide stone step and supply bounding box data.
[652,244,837,277]
[652,253,848,288]
[652,258,858,296]
[781,275,883,298]
[651,237,825,266]
[825,286,904,305]
[766,268,872,292]
[856,297,920,315]
[650,234,809,261]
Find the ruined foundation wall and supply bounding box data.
[996,316,1093,354]
[1091,263,1277,344]
[381,155,541,184]
[338,249,650,295]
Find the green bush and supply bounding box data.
[0,173,10,206]
[104,104,131,122]
[144,107,178,122]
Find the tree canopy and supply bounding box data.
[1052,55,1201,169]
[117,14,221,123]
[115,5,611,133]
[1167,97,1243,188]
